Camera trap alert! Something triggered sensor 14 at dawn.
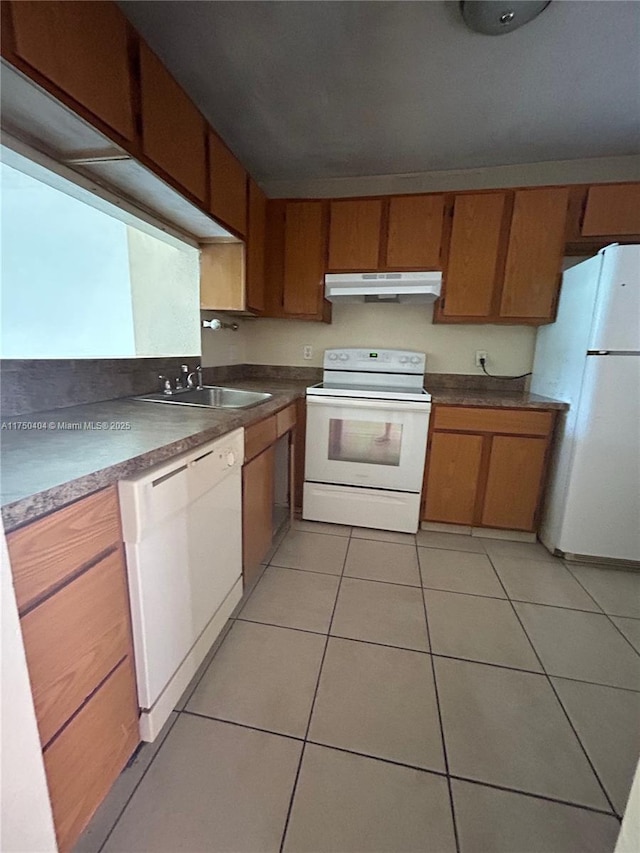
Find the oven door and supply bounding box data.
[305,395,430,492]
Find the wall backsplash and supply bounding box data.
[240,302,536,375]
[0,357,200,417]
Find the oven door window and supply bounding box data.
[328,419,403,467]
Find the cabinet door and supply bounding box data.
[43,658,139,852]
[481,436,548,531]
[499,187,569,321]
[242,445,275,588]
[423,432,484,525]
[209,131,248,236]
[9,1,135,141]
[385,195,444,269]
[139,42,206,203]
[200,243,245,311]
[6,486,121,613]
[441,193,507,319]
[581,183,640,236]
[20,549,132,748]
[283,201,327,315]
[247,178,267,313]
[328,199,382,270]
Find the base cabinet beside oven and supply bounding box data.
[242,404,297,588]
[422,405,557,533]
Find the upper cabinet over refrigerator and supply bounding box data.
[589,245,640,353]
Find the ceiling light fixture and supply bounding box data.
[460,1,551,35]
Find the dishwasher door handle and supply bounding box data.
[151,463,189,487]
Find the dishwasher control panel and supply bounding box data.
[118,428,244,540]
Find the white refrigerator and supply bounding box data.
[531,244,640,564]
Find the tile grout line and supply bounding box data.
[563,563,640,660]
[277,524,353,853]
[97,526,630,850]
[96,711,181,853]
[448,773,620,819]
[95,603,242,851]
[416,537,461,853]
[181,709,305,743]
[245,562,631,615]
[217,615,640,693]
[484,550,621,819]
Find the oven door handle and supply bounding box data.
[306,396,430,413]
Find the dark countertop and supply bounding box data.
[1,380,306,532]
[1,376,567,533]
[430,389,568,410]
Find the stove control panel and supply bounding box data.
[323,348,426,373]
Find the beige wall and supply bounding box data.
[242,302,536,375]
[200,311,246,366]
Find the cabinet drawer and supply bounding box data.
[244,415,277,462]
[20,548,132,747]
[276,404,296,438]
[43,657,139,852]
[432,406,554,437]
[7,486,122,613]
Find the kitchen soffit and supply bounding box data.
[117,1,640,185]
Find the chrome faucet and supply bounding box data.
[158,375,173,395]
[187,365,204,389]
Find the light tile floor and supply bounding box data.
[77,524,640,853]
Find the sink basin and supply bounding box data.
[134,386,272,410]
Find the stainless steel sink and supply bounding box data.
[133,386,272,409]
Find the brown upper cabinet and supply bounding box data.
[208,131,248,236]
[499,186,570,320]
[385,194,445,269]
[139,41,207,203]
[440,192,508,319]
[437,186,569,325]
[262,199,330,321]
[328,199,382,270]
[581,183,640,237]
[200,242,245,312]
[327,195,444,272]
[7,1,136,142]
[283,201,328,316]
[246,178,267,314]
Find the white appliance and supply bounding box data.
[119,429,244,740]
[304,349,431,533]
[325,271,442,304]
[531,244,640,564]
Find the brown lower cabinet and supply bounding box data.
[242,404,298,587]
[6,486,139,852]
[422,405,557,532]
[243,444,276,588]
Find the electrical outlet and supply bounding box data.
[303,345,313,360]
[475,350,488,368]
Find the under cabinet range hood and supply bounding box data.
[324,271,442,304]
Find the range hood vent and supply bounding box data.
[325,271,442,304]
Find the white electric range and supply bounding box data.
[303,348,431,533]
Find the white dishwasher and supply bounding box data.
[119,428,244,741]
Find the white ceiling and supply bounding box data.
[119,1,640,186]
